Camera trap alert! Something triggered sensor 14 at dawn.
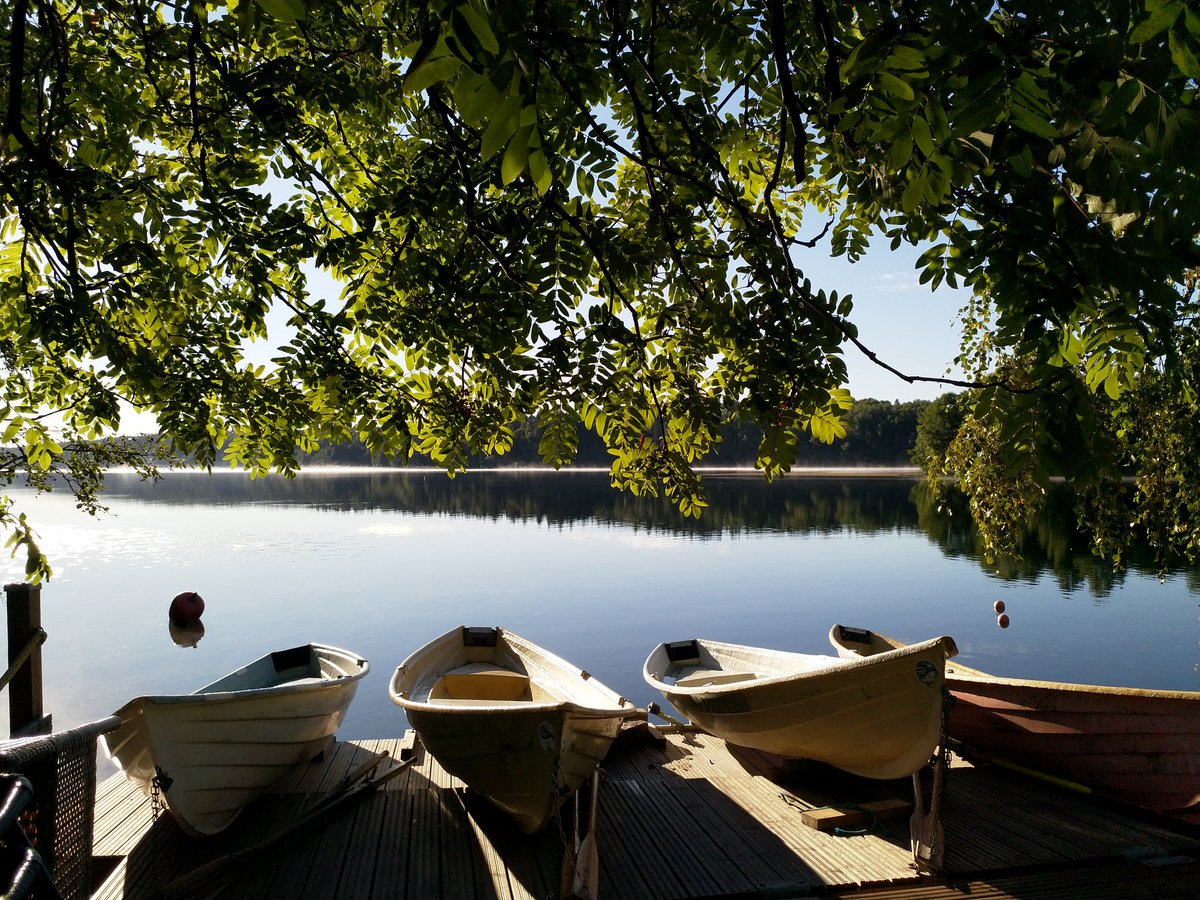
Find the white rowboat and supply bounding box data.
[389,626,640,833]
[644,629,957,780]
[103,643,368,836]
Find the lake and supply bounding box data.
[3,469,1197,768]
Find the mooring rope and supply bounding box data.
[0,627,47,692]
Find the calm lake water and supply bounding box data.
[3,469,1198,768]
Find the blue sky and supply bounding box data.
[804,239,966,403]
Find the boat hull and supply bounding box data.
[947,666,1200,816]
[830,625,1200,818]
[103,643,368,837]
[390,626,639,833]
[645,632,957,780]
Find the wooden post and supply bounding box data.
[5,582,51,737]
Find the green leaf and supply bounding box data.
[1129,1,1183,43]
[900,177,924,212]
[481,93,521,161]
[885,44,928,72]
[1168,26,1200,78]
[911,116,934,157]
[456,4,500,55]
[1009,144,1034,177]
[1186,7,1200,37]
[404,54,463,95]
[501,126,532,184]
[808,408,847,443]
[0,243,22,276]
[457,71,504,126]
[1009,104,1059,140]
[916,243,948,266]
[255,0,306,23]
[878,72,915,101]
[889,133,913,169]
[527,148,552,195]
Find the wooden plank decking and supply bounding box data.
[90,726,1200,899]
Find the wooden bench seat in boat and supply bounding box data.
[431,663,533,701]
[674,671,758,688]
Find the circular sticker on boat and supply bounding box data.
[914,660,938,686]
[537,721,556,750]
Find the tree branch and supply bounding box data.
[766,0,808,182]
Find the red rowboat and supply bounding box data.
[830,625,1200,821]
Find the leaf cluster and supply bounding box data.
[1,1,1198,568]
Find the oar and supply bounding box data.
[646,702,703,733]
[300,749,391,813]
[559,788,580,898]
[910,755,946,870]
[571,768,601,899]
[155,752,413,899]
[958,745,1092,795]
[909,771,924,864]
[925,751,946,869]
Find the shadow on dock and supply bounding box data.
[91,728,1200,899]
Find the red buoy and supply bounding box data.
[993,599,1006,614]
[169,591,205,625]
[997,613,1010,629]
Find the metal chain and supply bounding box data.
[148,768,170,893]
[150,767,166,820]
[938,686,953,770]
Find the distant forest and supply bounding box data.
[292,397,935,468]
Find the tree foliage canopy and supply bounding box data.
[3,0,1199,578]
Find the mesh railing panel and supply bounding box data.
[0,717,121,900]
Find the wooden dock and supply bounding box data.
[90,726,1200,899]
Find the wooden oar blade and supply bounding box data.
[909,758,946,871]
[570,769,601,899]
[560,790,580,898]
[912,818,944,870]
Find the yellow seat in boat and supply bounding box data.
[433,663,533,701]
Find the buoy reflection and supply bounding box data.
[169,619,205,648]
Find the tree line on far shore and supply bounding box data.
[285,395,964,470]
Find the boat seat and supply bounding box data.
[674,670,758,688]
[427,698,537,708]
[432,663,533,702]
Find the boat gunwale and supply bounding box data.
[644,634,956,697]
[833,626,1200,701]
[114,643,370,711]
[947,669,1200,701]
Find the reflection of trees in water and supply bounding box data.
[100,470,927,534]
[101,470,1195,592]
[910,480,1169,596]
